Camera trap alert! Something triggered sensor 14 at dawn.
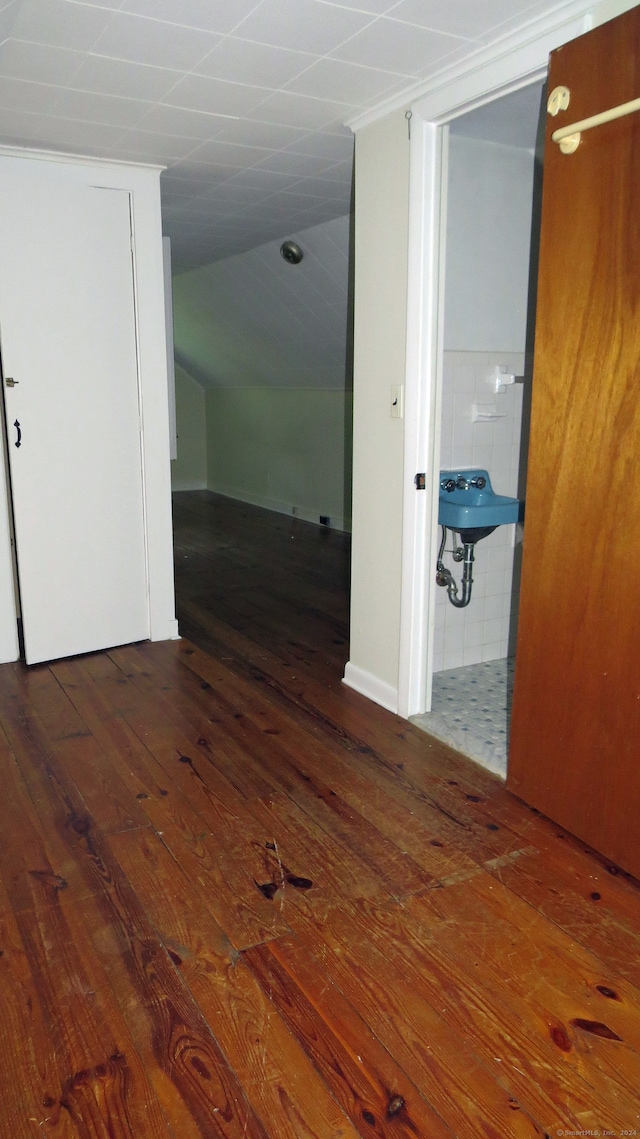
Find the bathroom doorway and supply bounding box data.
[411,82,545,777]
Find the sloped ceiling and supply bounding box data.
[0,0,566,268]
[172,214,350,389]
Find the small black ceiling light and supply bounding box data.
[280,239,303,265]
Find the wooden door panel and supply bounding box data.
[0,172,149,664]
[507,8,640,877]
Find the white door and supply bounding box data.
[0,171,149,664]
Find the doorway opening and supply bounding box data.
[411,81,546,778]
[167,207,355,678]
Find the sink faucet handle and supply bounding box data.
[442,478,456,492]
[469,476,486,489]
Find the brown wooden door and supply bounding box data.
[507,7,640,878]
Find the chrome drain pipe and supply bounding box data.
[436,525,475,609]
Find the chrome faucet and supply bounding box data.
[441,475,486,493]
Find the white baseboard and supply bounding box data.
[342,661,398,714]
[207,483,349,532]
[171,478,207,492]
[150,618,180,642]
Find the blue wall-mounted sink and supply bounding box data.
[439,469,521,536]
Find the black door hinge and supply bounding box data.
[415,473,426,490]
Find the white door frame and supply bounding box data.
[396,4,592,718]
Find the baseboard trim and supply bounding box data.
[342,661,398,714]
[206,484,349,532]
[150,618,180,642]
[171,479,207,492]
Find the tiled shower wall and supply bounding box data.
[433,349,524,673]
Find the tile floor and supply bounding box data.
[411,657,515,779]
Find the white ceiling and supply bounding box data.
[0,0,561,270]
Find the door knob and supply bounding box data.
[5,377,18,387]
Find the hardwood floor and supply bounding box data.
[0,489,639,1137]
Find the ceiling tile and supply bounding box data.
[284,126,353,153]
[382,0,479,37]
[136,102,228,139]
[314,158,353,182]
[388,0,551,41]
[18,112,125,149]
[91,11,222,71]
[162,176,239,199]
[474,0,569,40]
[195,183,275,203]
[208,118,308,148]
[0,2,21,43]
[232,0,373,55]
[110,128,200,160]
[0,75,61,113]
[186,138,272,167]
[316,0,400,10]
[286,176,351,201]
[62,0,124,7]
[120,0,259,34]
[252,150,334,176]
[312,116,359,139]
[160,182,214,204]
[224,166,301,190]
[163,73,270,116]
[167,158,247,183]
[11,0,115,51]
[51,87,151,127]
[265,189,333,212]
[331,16,473,74]
[0,40,85,85]
[248,90,351,130]
[285,57,409,102]
[194,38,314,88]
[254,201,306,221]
[0,109,125,162]
[0,106,51,142]
[67,54,180,101]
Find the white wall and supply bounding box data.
[171,365,207,491]
[444,137,536,352]
[172,215,353,529]
[205,387,351,529]
[344,107,410,709]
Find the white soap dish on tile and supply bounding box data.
[473,404,507,422]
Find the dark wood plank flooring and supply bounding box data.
[0,489,638,1137]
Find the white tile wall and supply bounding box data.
[433,349,524,673]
